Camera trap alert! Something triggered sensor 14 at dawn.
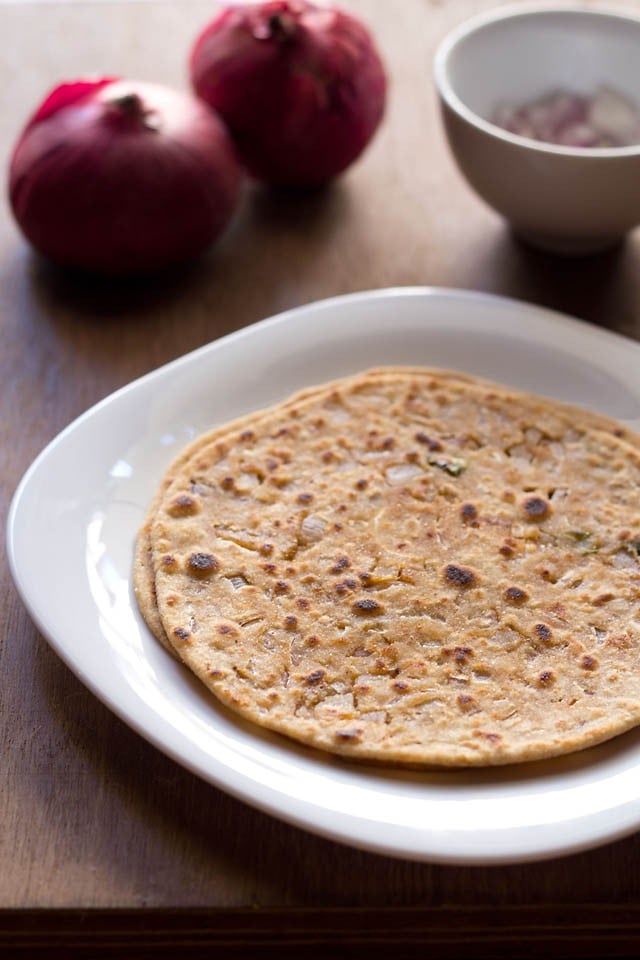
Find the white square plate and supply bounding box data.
[8,287,640,865]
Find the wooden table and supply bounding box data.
[3,0,640,956]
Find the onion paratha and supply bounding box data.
[137,368,640,766]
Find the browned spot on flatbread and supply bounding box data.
[523,496,550,520]
[352,598,384,615]
[187,553,220,578]
[443,564,477,587]
[167,494,199,518]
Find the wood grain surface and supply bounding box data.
[3,0,640,955]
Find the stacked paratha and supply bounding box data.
[135,367,640,766]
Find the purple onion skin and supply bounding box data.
[190,0,387,188]
[9,79,243,275]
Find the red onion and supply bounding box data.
[9,78,243,274]
[493,87,640,149]
[189,0,387,187]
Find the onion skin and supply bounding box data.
[190,0,387,187]
[9,78,243,274]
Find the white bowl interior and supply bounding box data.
[445,9,640,122]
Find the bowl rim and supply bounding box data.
[433,2,640,159]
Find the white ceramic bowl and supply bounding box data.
[434,4,640,254]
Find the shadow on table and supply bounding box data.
[468,226,640,340]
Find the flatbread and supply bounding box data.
[139,368,640,766]
[136,366,639,652]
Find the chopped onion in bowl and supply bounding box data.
[492,87,640,148]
